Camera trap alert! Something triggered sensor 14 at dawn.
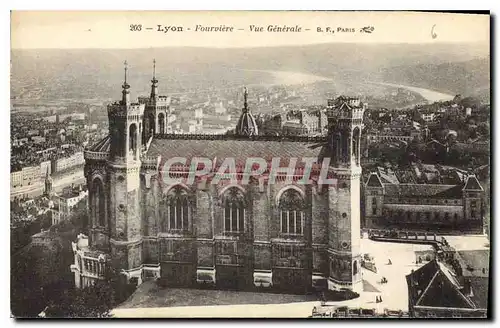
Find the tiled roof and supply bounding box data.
[147,135,329,167]
[366,173,383,187]
[88,135,111,152]
[463,175,484,191]
[407,260,476,310]
[385,183,463,198]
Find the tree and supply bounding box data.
[43,265,136,318]
[43,281,113,318]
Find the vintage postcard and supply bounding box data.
[10,11,490,319]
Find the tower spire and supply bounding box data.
[243,87,248,113]
[153,59,156,80]
[44,166,52,197]
[150,59,159,100]
[122,60,130,104]
[124,60,128,85]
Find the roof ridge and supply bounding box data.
[153,133,327,143]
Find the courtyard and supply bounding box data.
[112,235,487,318]
[112,238,434,318]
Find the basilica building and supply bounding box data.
[71,61,366,293]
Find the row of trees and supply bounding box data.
[11,198,135,318]
[367,136,489,170]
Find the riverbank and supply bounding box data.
[368,81,454,103]
[241,68,455,104]
[238,68,332,86]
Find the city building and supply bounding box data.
[40,160,52,178]
[421,113,436,123]
[53,151,85,173]
[54,185,88,220]
[406,259,487,318]
[72,63,366,294]
[282,121,309,136]
[21,166,40,186]
[11,171,23,188]
[363,170,484,233]
[71,234,108,289]
[215,101,227,114]
[365,128,422,145]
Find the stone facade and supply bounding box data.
[73,65,365,293]
[364,172,485,233]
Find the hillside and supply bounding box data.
[11,42,489,102]
[379,57,490,102]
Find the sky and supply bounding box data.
[11,11,490,49]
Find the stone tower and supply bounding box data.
[107,61,145,278]
[326,96,365,292]
[141,59,171,143]
[462,174,484,233]
[364,172,384,228]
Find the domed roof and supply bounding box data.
[236,112,259,136]
[235,87,259,137]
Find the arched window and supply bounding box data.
[158,113,165,134]
[353,260,358,275]
[129,123,137,158]
[278,188,305,235]
[162,186,190,232]
[221,187,246,233]
[144,112,155,139]
[92,178,105,227]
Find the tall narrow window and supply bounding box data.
[158,113,165,134]
[129,123,137,159]
[222,187,246,233]
[371,198,377,215]
[279,188,305,235]
[162,186,190,232]
[92,179,105,227]
[342,133,349,161]
[352,127,361,165]
[334,132,342,163]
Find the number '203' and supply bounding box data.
[130,24,142,31]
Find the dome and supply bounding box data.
[235,86,259,137]
[236,112,259,136]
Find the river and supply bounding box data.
[367,81,455,103]
[242,69,455,104]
